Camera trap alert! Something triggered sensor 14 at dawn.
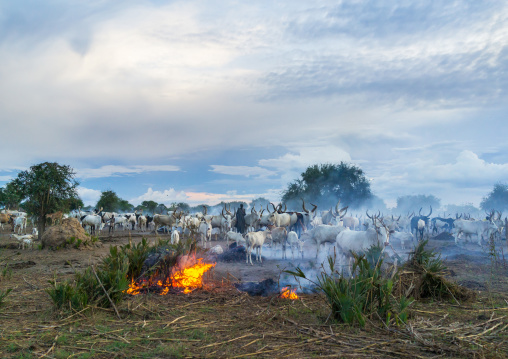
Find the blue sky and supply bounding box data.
[1,1,507,208]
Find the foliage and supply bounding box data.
[395,194,440,214]
[480,183,508,212]
[281,163,373,209]
[285,246,412,327]
[96,190,132,212]
[47,245,130,311]
[0,288,12,308]
[0,182,23,209]
[137,200,158,214]
[119,238,152,280]
[9,162,79,238]
[46,237,188,311]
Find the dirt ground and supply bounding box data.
[1,225,507,358]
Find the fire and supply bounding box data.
[280,286,299,300]
[126,258,216,295]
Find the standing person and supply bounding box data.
[235,204,246,234]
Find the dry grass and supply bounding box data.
[0,267,507,359]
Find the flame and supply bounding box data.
[126,258,216,295]
[280,286,299,300]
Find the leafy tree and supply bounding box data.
[96,190,132,212]
[96,190,121,212]
[395,194,440,215]
[480,183,508,212]
[10,162,79,239]
[281,163,373,209]
[66,196,84,212]
[0,182,23,209]
[140,200,158,214]
[175,202,190,212]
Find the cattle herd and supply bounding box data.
[0,201,506,265]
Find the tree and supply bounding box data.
[480,183,508,212]
[96,190,121,212]
[10,162,79,239]
[0,182,23,209]
[140,200,158,214]
[96,190,132,212]
[395,194,440,215]
[281,163,373,209]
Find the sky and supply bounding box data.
[1,1,507,209]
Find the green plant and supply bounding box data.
[285,245,405,327]
[2,266,13,280]
[0,288,13,308]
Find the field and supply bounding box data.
[1,226,508,358]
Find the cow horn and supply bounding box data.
[221,209,226,219]
[301,198,309,213]
[397,214,401,221]
[266,204,272,214]
[283,204,287,212]
[366,209,372,219]
[418,207,423,215]
[260,209,264,215]
[310,203,318,213]
[271,203,277,212]
[330,207,337,218]
[340,206,348,219]
[335,200,341,214]
[202,205,207,216]
[427,206,432,217]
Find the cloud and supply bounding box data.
[259,145,352,170]
[77,186,102,206]
[185,189,281,206]
[209,165,276,178]
[130,187,189,206]
[0,176,13,182]
[370,150,508,208]
[76,165,180,179]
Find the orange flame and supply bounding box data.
[126,258,216,295]
[280,286,299,300]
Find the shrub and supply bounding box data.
[286,245,408,327]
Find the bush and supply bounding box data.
[395,240,474,302]
[47,244,130,311]
[286,245,411,327]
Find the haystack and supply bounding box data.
[42,217,91,249]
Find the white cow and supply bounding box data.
[12,216,27,234]
[245,231,271,265]
[454,219,498,245]
[390,231,415,250]
[300,224,346,258]
[198,220,212,248]
[82,215,103,235]
[171,230,180,245]
[225,231,245,247]
[286,231,304,260]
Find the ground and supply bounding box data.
[0,226,507,358]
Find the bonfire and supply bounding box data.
[126,256,216,295]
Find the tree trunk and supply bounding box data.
[38,215,46,241]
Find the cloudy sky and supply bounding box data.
[1,1,507,209]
